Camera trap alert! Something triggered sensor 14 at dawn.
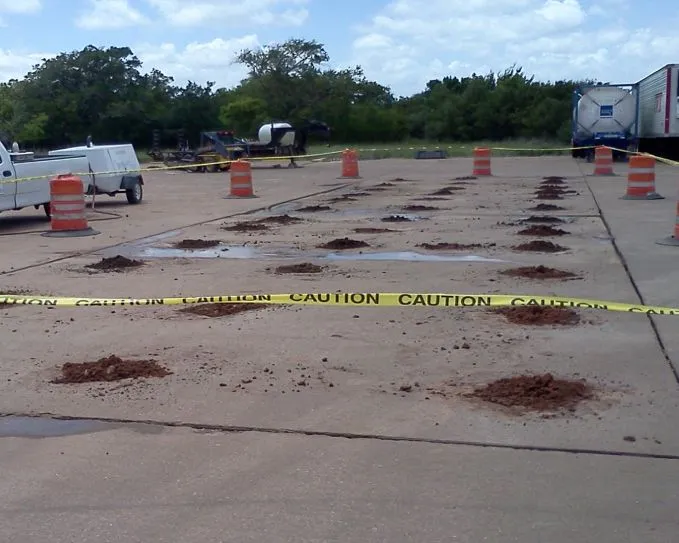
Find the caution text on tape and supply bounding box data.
[0,292,677,315]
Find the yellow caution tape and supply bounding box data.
[0,292,677,315]
[1,150,344,185]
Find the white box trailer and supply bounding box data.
[637,64,679,157]
[48,143,144,204]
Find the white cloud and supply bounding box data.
[135,35,260,88]
[76,0,149,29]
[144,0,309,27]
[0,0,41,14]
[0,49,53,81]
[350,0,679,95]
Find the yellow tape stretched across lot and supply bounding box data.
[0,292,677,315]
[0,149,344,185]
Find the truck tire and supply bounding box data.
[43,203,51,219]
[126,181,143,204]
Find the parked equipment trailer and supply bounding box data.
[636,64,679,159]
[571,83,639,161]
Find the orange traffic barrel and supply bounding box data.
[42,174,99,238]
[593,146,614,175]
[472,147,491,176]
[227,159,256,198]
[622,155,663,200]
[338,149,361,179]
[656,201,679,247]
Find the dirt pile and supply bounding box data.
[500,265,578,280]
[402,205,438,211]
[517,225,569,236]
[345,192,370,197]
[52,355,172,384]
[542,176,565,183]
[354,227,394,233]
[298,205,332,212]
[513,240,567,252]
[535,189,564,200]
[522,215,564,223]
[471,373,593,411]
[376,182,395,187]
[530,204,565,211]
[174,239,220,249]
[327,196,358,203]
[86,255,144,271]
[452,176,477,181]
[382,215,413,222]
[419,242,495,250]
[181,303,267,317]
[318,237,369,250]
[430,187,463,195]
[256,215,302,225]
[275,263,323,274]
[365,187,388,192]
[222,221,270,232]
[495,306,580,325]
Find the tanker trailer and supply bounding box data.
[571,84,639,161]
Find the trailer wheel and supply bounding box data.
[43,203,51,219]
[126,181,143,204]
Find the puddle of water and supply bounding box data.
[0,416,117,438]
[0,416,164,438]
[138,245,281,259]
[324,251,508,262]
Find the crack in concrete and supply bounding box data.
[7,412,679,461]
[576,160,679,385]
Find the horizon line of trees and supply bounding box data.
[0,39,596,150]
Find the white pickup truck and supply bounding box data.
[0,141,143,218]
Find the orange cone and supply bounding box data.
[622,155,663,200]
[472,148,491,176]
[593,146,614,175]
[657,200,679,246]
[42,174,99,238]
[338,149,361,179]
[226,159,257,199]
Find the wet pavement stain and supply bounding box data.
[0,415,163,438]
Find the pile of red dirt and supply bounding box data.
[513,240,567,252]
[256,214,303,224]
[499,265,578,280]
[327,196,358,203]
[495,305,580,325]
[402,205,438,211]
[318,237,369,250]
[52,355,172,384]
[521,215,564,223]
[275,263,323,274]
[381,215,413,222]
[174,239,220,249]
[419,242,495,250]
[530,204,565,211]
[86,255,144,271]
[354,227,394,233]
[181,303,267,317]
[298,205,332,212]
[222,221,270,232]
[430,187,464,195]
[517,225,569,236]
[471,373,593,411]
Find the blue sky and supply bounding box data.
[0,0,677,97]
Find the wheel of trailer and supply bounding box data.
[43,203,51,219]
[126,181,143,204]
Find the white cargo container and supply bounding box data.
[48,143,144,204]
[637,64,679,138]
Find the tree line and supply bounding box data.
[0,39,590,150]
